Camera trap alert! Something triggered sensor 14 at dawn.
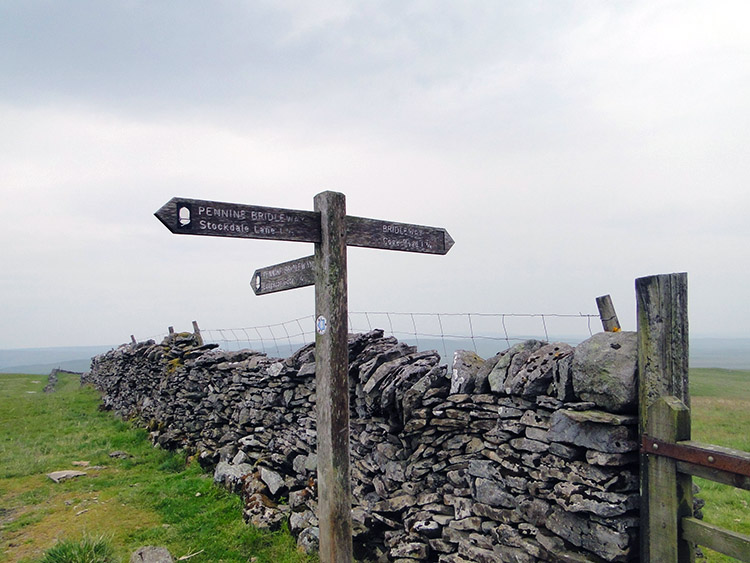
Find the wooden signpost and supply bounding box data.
[156,192,454,563]
[251,255,315,295]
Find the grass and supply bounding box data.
[2,368,748,562]
[689,368,750,563]
[37,534,116,563]
[0,372,317,563]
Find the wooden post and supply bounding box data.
[192,320,203,346]
[636,273,689,433]
[647,397,694,562]
[596,294,621,332]
[636,272,690,562]
[168,326,175,335]
[130,335,137,345]
[313,191,352,563]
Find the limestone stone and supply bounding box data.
[450,350,485,394]
[447,495,473,520]
[510,438,549,453]
[586,450,639,467]
[516,497,551,527]
[487,340,545,393]
[572,332,637,413]
[457,544,509,563]
[373,494,416,513]
[260,467,285,495]
[292,454,307,475]
[473,353,503,394]
[437,554,473,563]
[450,517,482,532]
[545,505,636,561]
[535,455,639,493]
[552,350,576,402]
[519,409,550,429]
[548,442,583,461]
[429,538,455,553]
[473,478,515,508]
[474,504,509,523]
[505,342,573,397]
[130,546,174,563]
[47,470,87,483]
[390,542,429,559]
[550,482,639,517]
[547,410,638,454]
[296,526,320,554]
[525,427,549,443]
[535,532,596,563]
[467,460,502,481]
[561,409,637,426]
[213,461,253,492]
[413,519,441,538]
[304,453,317,471]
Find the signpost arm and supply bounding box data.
[313,191,353,563]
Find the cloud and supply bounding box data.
[1,1,749,347]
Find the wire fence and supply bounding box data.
[168,311,602,362]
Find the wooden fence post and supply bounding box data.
[636,272,690,562]
[313,191,353,563]
[192,320,203,346]
[647,397,695,562]
[596,294,621,332]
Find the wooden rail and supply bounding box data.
[682,518,750,562]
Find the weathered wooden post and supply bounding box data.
[596,294,621,332]
[192,320,203,346]
[313,191,352,561]
[646,396,695,562]
[636,272,690,562]
[155,192,454,562]
[636,272,689,435]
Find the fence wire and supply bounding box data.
[201,317,312,357]
[188,311,600,361]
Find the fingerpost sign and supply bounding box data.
[156,192,454,563]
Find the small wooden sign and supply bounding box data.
[347,215,454,255]
[251,255,314,295]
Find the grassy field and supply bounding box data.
[0,372,317,563]
[689,368,750,563]
[1,369,748,562]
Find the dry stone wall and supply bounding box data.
[85,329,640,562]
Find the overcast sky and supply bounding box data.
[2,1,749,349]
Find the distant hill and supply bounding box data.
[688,338,750,370]
[0,345,115,375]
[1,336,748,376]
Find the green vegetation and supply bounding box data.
[0,372,316,563]
[37,535,116,563]
[689,368,750,563]
[3,367,748,562]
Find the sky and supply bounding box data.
[1,1,749,349]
